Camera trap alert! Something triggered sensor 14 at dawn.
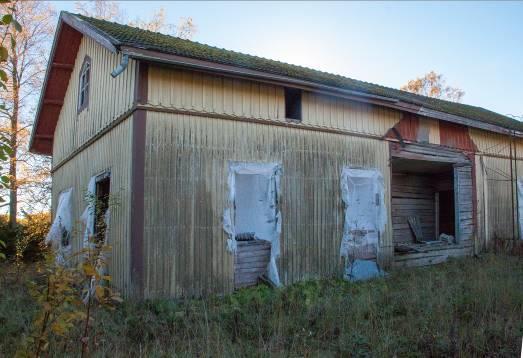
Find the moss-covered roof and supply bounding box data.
[72,12,522,131]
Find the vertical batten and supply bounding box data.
[52,119,133,296]
[52,36,136,167]
[147,66,402,134]
[143,111,392,297]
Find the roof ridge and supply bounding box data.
[69,12,522,131]
[71,13,447,101]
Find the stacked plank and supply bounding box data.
[391,174,436,243]
[234,240,271,289]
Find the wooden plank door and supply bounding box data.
[454,164,474,243]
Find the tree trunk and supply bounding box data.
[8,51,19,229]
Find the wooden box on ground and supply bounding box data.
[234,240,271,289]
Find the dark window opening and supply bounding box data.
[94,173,111,245]
[438,190,455,237]
[284,87,302,121]
[78,56,91,113]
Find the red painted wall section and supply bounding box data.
[385,113,419,141]
[439,121,477,152]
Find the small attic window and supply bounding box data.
[77,56,91,113]
[284,87,302,121]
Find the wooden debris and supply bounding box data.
[407,216,425,243]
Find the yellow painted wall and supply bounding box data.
[52,36,136,166]
[143,111,393,298]
[52,118,134,296]
[147,65,402,136]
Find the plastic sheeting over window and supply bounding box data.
[46,188,73,265]
[223,162,282,287]
[81,176,96,249]
[80,173,112,303]
[340,167,387,281]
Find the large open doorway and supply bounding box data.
[391,158,455,244]
[390,143,475,266]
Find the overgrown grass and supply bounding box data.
[1,254,522,356]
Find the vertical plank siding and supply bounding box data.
[52,118,133,296]
[51,36,136,296]
[147,66,402,135]
[143,111,392,298]
[48,49,523,298]
[477,155,523,241]
[470,128,523,244]
[52,36,136,166]
[391,174,436,243]
[454,165,474,243]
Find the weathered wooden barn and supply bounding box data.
[30,12,523,298]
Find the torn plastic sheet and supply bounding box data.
[46,188,73,265]
[344,259,387,282]
[340,167,387,281]
[223,162,282,287]
[81,176,96,250]
[517,179,523,240]
[80,175,112,303]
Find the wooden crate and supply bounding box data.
[234,239,271,289]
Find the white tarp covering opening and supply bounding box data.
[46,188,73,265]
[223,162,282,287]
[81,176,97,250]
[517,179,523,240]
[80,174,112,303]
[340,167,387,281]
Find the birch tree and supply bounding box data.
[75,0,197,39]
[401,71,465,103]
[0,0,55,227]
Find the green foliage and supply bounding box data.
[13,241,122,357]
[3,254,522,356]
[0,1,21,93]
[0,0,19,262]
[0,213,50,262]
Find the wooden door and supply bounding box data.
[454,164,473,243]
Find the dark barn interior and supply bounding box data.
[391,158,456,245]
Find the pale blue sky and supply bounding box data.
[52,1,523,117]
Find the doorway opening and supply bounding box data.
[224,162,282,289]
[391,158,456,246]
[94,172,111,245]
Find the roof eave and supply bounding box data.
[29,12,120,155]
[121,45,522,137]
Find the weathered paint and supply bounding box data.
[129,62,149,297]
[470,128,523,245]
[147,66,402,136]
[385,113,419,142]
[439,121,476,151]
[51,118,133,296]
[46,40,523,299]
[52,36,136,166]
[469,128,523,158]
[420,117,440,145]
[142,111,393,298]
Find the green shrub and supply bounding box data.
[0,254,522,356]
[0,212,50,262]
